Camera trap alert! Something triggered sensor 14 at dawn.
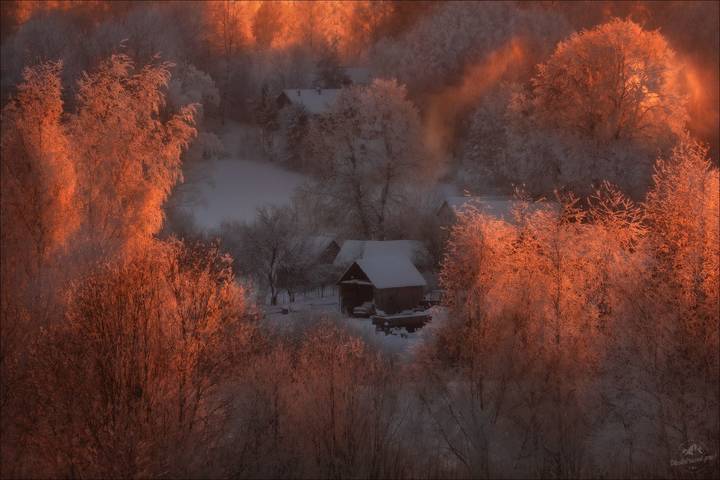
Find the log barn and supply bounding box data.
[337,256,426,315]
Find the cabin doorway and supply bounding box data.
[339,283,373,315]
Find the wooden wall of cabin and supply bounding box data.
[373,286,424,314]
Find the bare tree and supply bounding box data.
[305,79,433,239]
[229,206,307,306]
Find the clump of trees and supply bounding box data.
[1,4,718,479]
[461,19,689,197]
[219,205,342,306]
[0,58,256,478]
[431,139,719,477]
[29,241,253,478]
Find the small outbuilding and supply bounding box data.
[337,256,426,315]
[437,195,559,227]
[276,88,341,114]
[305,235,341,265]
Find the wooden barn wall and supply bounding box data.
[373,286,424,314]
[339,283,373,314]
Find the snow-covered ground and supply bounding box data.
[186,122,466,231]
[190,122,308,230]
[191,158,307,229]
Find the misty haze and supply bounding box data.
[1,1,718,479]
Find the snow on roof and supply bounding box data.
[343,66,371,85]
[442,195,515,220]
[304,235,336,259]
[281,88,340,114]
[333,240,425,267]
[355,256,426,289]
[441,195,560,223]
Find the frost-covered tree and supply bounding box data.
[164,62,223,222]
[29,240,254,478]
[531,19,687,145]
[314,44,350,88]
[456,83,516,191]
[252,1,283,50]
[274,102,315,172]
[634,140,720,466]
[502,19,689,196]
[0,55,255,478]
[305,79,432,239]
[1,63,80,465]
[372,2,569,94]
[69,54,196,259]
[434,143,719,475]
[0,62,79,270]
[0,10,81,94]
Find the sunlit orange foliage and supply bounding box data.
[532,18,687,145]
[439,194,621,372]
[291,323,400,477]
[437,141,719,475]
[0,61,79,266]
[1,62,80,476]
[69,55,196,258]
[3,0,109,26]
[645,139,720,317]
[203,0,393,59]
[0,57,217,477]
[28,240,254,477]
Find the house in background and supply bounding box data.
[337,256,426,315]
[342,66,371,85]
[437,194,561,228]
[305,235,340,265]
[276,88,340,115]
[437,195,515,225]
[301,235,341,298]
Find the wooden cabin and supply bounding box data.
[337,256,426,315]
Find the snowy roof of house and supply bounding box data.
[305,235,337,259]
[281,88,340,114]
[441,195,515,220]
[343,66,371,85]
[440,195,560,222]
[333,240,425,267]
[355,256,426,289]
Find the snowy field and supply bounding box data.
[191,158,307,230]
[190,123,308,230]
